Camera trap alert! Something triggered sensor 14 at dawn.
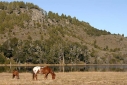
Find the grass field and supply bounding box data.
[0,72,127,85]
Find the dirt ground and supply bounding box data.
[0,72,127,85]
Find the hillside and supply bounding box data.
[0,1,127,64]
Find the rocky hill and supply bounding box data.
[0,1,127,64]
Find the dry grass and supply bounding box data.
[0,72,127,85]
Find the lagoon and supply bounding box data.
[0,64,127,72]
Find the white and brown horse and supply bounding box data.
[33,66,56,80]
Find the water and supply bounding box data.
[0,65,127,73]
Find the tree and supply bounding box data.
[0,2,4,10]
[4,50,13,59]
[0,53,6,64]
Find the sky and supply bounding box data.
[2,0,127,37]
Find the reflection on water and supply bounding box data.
[0,65,127,73]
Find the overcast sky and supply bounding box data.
[4,0,127,37]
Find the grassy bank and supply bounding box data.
[0,72,127,85]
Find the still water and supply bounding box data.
[0,65,127,73]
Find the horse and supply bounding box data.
[12,70,19,79]
[40,66,56,80]
[32,66,56,80]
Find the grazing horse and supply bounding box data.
[12,70,19,79]
[32,66,56,80]
[33,66,43,80]
[40,66,56,79]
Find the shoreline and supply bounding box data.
[0,64,127,66]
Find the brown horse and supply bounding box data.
[40,66,56,79]
[32,66,56,80]
[12,70,19,79]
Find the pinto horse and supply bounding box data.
[12,70,19,79]
[32,66,56,80]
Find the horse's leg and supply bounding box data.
[17,74,19,79]
[33,73,35,80]
[46,73,49,79]
[33,73,37,80]
[44,74,47,79]
[44,73,48,79]
[35,74,37,80]
[12,74,15,79]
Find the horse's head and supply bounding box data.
[52,72,56,79]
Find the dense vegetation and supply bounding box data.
[0,1,127,64]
